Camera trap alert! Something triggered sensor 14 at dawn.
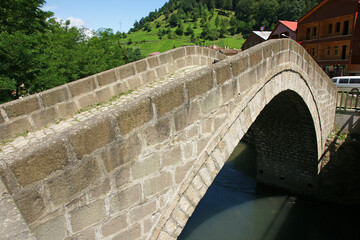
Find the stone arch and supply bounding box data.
[153,69,324,240]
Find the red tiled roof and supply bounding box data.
[279,20,298,31]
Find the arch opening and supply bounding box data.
[248,90,318,194]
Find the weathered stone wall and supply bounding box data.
[0,39,337,240]
[0,46,224,142]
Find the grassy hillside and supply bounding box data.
[123,9,245,56]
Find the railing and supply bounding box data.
[336,91,360,111]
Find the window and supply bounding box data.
[334,46,338,55]
[343,20,349,35]
[306,28,310,40]
[328,23,333,34]
[311,48,315,56]
[313,27,317,36]
[336,22,341,32]
[350,78,360,84]
[327,47,331,55]
[339,78,349,84]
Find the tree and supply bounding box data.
[169,13,180,27]
[215,15,220,28]
[185,25,194,36]
[157,29,165,39]
[175,22,184,35]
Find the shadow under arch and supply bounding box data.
[249,89,318,194]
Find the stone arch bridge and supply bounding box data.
[0,39,336,240]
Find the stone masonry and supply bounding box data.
[0,39,336,240]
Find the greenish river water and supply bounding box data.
[178,142,360,240]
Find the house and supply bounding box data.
[241,31,271,50]
[297,0,360,76]
[269,20,298,40]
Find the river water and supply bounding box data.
[178,142,360,240]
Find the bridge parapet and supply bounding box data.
[0,46,225,142]
[0,39,337,240]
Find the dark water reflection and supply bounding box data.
[178,142,360,240]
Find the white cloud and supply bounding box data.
[42,5,58,11]
[67,16,86,29]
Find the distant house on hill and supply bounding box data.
[297,0,360,76]
[269,20,298,40]
[241,31,271,50]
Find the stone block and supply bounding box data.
[101,214,128,237]
[13,187,46,225]
[186,67,213,99]
[147,56,160,68]
[143,171,172,197]
[127,76,142,89]
[88,178,111,200]
[70,228,96,240]
[110,184,141,214]
[131,153,160,180]
[3,95,41,118]
[76,93,97,109]
[41,86,69,108]
[214,60,231,85]
[222,80,237,104]
[186,46,196,55]
[33,215,66,240]
[201,89,221,114]
[129,200,157,223]
[197,135,211,155]
[175,162,192,184]
[135,59,148,73]
[152,83,184,117]
[47,157,101,206]
[230,54,249,77]
[202,48,209,56]
[57,101,78,119]
[201,57,207,65]
[118,64,136,79]
[176,58,186,68]
[238,69,256,93]
[186,56,193,66]
[112,81,129,96]
[70,199,106,233]
[159,52,172,65]
[97,69,117,86]
[162,145,182,167]
[142,69,157,83]
[171,47,186,60]
[10,138,68,187]
[193,56,200,65]
[101,134,141,173]
[116,97,153,135]
[113,165,130,188]
[144,118,170,146]
[156,65,168,78]
[32,107,60,128]
[69,76,96,97]
[95,86,112,103]
[112,223,141,240]
[209,49,216,58]
[248,47,263,68]
[0,116,33,141]
[69,116,114,159]
[174,101,200,131]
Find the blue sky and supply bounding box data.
[42,0,169,33]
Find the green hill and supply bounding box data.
[121,0,321,56]
[122,9,245,56]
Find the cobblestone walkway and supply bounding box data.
[0,65,205,159]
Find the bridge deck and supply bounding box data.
[0,65,205,159]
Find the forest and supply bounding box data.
[0,0,320,103]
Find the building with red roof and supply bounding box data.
[297,0,360,76]
[269,20,298,40]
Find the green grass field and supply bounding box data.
[123,9,245,56]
